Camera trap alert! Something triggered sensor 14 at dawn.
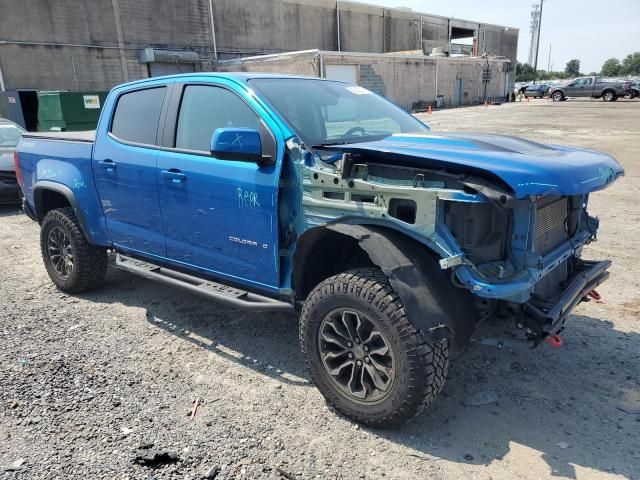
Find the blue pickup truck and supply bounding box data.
[15,73,623,426]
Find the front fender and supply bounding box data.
[324,223,477,357]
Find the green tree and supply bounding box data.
[565,59,581,77]
[516,62,535,82]
[601,58,621,77]
[620,52,640,76]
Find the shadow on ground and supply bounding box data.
[0,204,23,218]
[82,265,640,479]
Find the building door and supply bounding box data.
[455,78,463,107]
[324,64,358,84]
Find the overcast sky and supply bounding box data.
[357,0,640,73]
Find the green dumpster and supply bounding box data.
[37,91,108,132]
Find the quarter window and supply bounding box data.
[175,85,260,152]
[111,87,165,145]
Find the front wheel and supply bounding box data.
[551,91,564,102]
[40,207,108,293]
[300,268,449,427]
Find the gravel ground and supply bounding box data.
[1,98,639,480]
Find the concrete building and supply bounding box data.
[217,50,512,110]
[0,0,518,110]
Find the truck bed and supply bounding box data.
[22,130,96,143]
[17,131,102,240]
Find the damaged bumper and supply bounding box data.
[450,227,594,303]
[523,259,610,338]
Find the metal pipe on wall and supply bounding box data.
[208,0,218,61]
[0,59,6,91]
[336,1,341,52]
[110,0,129,82]
[434,58,438,100]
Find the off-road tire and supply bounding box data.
[300,267,449,428]
[551,91,564,102]
[40,207,107,293]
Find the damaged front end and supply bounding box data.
[282,132,623,347]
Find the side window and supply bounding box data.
[175,85,260,152]
[111,87,165,145]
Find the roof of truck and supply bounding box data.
[119,72,342,89]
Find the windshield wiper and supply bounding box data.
[309,141,349,149]
[310,134,392,151]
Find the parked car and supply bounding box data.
[548,76,631,102]
[625,79,639,99]
[524,83,549,98]
[16,74,624,427]
[0,118,26,204]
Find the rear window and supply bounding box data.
[111,87,165,145]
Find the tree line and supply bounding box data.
[601,53,640,77]
[516,52,640,83]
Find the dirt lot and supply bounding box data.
[1,98,639,480]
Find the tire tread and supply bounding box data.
[40,207,107,293]
[300,267,449,427]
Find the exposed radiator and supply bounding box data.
[534,197,568,255]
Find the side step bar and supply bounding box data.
[115,253,294,312]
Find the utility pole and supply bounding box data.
[547,43,552,72]
[527,4,540,65]
[532,0,544,84]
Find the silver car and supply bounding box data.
[0,118,26,204]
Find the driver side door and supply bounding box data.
[155,81,281,290]
[564,80,580,97]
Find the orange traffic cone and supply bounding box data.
[427,104,432,115]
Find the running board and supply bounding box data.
[115,254,294,312]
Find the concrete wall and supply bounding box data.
[217,50,511,110]
[0,0,215,91]
[0,0,517,92]
[212,0,518,61]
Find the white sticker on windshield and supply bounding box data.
[346,86,372,95]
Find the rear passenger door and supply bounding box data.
[93,84,169,256]
[155,81,281,290]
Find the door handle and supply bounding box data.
[161,169,186,183]
[99,159,117,172]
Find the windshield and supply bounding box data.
[249,78,429,147]
[0,124,24,148]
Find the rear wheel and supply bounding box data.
[603,90,616,102]
[551,91,564,102]
[300,268,449,427]
[40,207,107,292]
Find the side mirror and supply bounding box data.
[210,127,264,163]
